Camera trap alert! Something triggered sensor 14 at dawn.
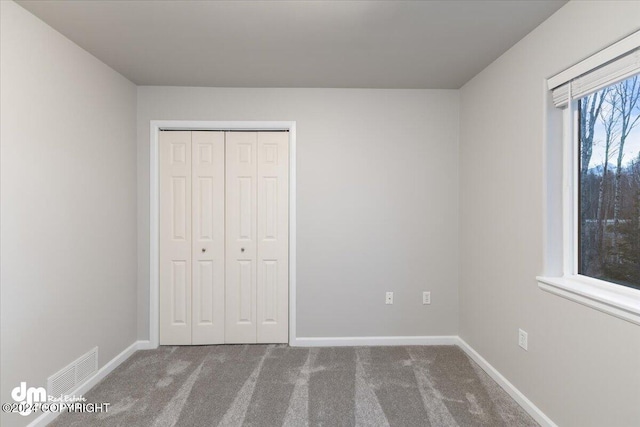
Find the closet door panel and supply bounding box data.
[159,131,192,345]
[257,132,289,343]
[225,132,258,343]
[191,131,225,345]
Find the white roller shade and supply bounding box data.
[549,30,640,108]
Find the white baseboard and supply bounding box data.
[27,340,150,427]
[456,337,557,427]
[136,340,156,350]
[292,335,458,347]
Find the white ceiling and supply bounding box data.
[17,0,567,89]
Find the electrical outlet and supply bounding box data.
[385,292,393,305]
[518,329,528,351]
[422,291,431,305]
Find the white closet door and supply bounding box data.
[225,132,258,343]
[257,132,289,343]
[191,132,225,344]
[159,131,192,345]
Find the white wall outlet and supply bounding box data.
[422,291,431,305]
[385,292,393,305]
[518,329,528,351]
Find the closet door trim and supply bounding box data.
[150,121,296,349]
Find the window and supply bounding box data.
[538,30,640,325]
[578,76,640,290]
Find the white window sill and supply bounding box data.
[537,275,640,326]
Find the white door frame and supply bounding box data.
[149,120,297,348]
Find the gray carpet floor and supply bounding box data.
[50,345,538,427]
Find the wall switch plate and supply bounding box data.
[422,291,431,305]
[385,292,393,305]
[518,329,528,351]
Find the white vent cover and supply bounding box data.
[48,347,98,398]
[76,349,98,383]
[48,365,75,399]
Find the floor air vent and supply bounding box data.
[48,347,98,398]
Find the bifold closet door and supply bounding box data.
[225,132,258,343]
[256,132,289,343]
[226,132,289,344]
[159,131,192,345]
[159,131,225,345]
[191,132,225,344]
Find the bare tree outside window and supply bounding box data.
[579,75,640,290]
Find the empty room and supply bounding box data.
[1,1,639,426]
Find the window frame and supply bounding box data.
[538,39,640,325]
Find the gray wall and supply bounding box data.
[0,2,138,427]
[459,1,640,426]
[137,87,460,339]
